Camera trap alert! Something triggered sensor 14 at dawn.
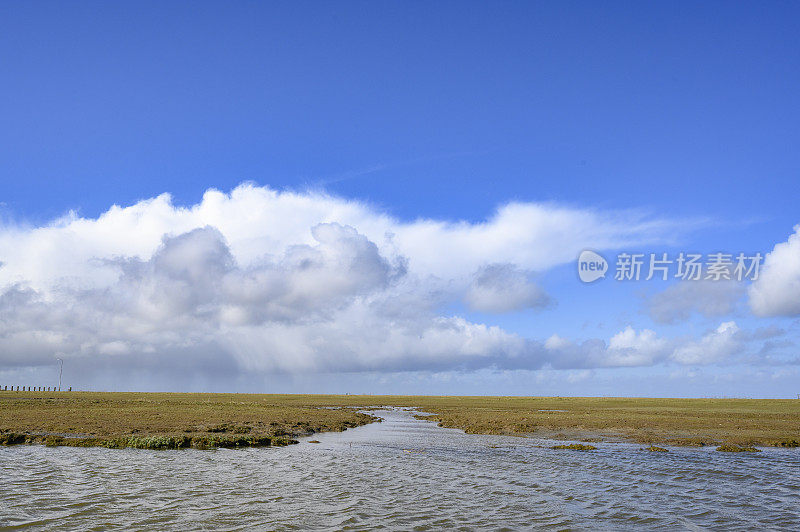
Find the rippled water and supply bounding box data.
[1,408,798,530]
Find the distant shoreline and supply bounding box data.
[1,392,798,450]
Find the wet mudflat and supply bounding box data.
[1,408,798,531]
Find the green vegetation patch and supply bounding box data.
[0,433,33,445]
[645,446,669,452]
[552,443,597,451]
[18,433,298,450]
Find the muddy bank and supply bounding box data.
[0,432,298,450]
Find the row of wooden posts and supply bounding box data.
[1,386,71,391]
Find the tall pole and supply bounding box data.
[57,358,63,391]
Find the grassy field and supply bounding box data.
[395,396,800,447]
[0,392,377,449]
[1,392,799,448]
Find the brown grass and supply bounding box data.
[0,392,377,449]
[396,396,800,447]
[1,392,799,449]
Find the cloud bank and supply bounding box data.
[0,184,782,388]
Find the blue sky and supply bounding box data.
[1,2,799,396]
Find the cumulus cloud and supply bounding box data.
[749,225,800,317]
[542,321,778,369]
[605,327,670,366]
[0,184,739,386]
[671,322,742,365]
[0,184,687,292]
[542,327,669,368]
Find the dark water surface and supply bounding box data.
[1,408,798,531]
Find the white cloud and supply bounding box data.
[541,322,767,369]
[0,183,686,292]
[541,327,668,369]
[0,184,726,385]
[605,327,670,366]
[671,321,741,365]
[749,225,800,317]
[544,334,571,350]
